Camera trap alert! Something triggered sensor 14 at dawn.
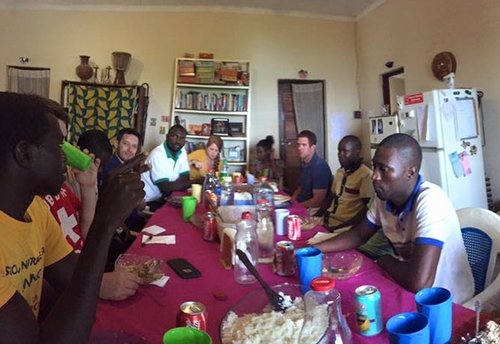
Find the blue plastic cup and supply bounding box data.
[415,287,452,344]
[386,312,430,344]
[295,247,323,293]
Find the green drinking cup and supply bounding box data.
[163,327,212,344]
[182,196,197,222]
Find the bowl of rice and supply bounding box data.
[219,283,306,344]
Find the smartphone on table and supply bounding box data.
[167,258,202,279]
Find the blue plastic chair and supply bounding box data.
[458,208,500,311]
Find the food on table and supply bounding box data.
[467,320,500,343]
[116,254,165,284]
[221,294,327,344]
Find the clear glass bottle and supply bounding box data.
[255,199,274,263]
[234,211,258,284]
[299,276,352,344]
[220,181,234,206]
[253,176,274,208]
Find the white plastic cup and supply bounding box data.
[274,209,290,236]
[191,184,202,203]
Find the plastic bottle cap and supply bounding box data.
[241,211,252,220]
[310,276,335,291]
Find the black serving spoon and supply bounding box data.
[235,249,289,312]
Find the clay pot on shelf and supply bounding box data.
[75,55,94,82]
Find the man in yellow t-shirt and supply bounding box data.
[0,92,148,343]
[0,197,71,317]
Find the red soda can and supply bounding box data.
[203,211,217,242]
[287,215,302,240]
[273,240,296,276]
[176,301,207,330]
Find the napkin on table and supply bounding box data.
[150,275,170,287]
[142,225,166,235]
[141,235,176,245]
[306,227,351,245]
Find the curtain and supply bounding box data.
[7,66,50,98]
[292,82,325,158]
[66,83,138,144]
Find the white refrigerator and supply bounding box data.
[369,88,487,210]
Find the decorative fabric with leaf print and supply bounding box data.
[67,83,138,144]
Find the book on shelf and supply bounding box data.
[178,60,195,76]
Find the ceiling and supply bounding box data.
[1,0,384,20]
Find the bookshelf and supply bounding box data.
[171,58,251,171]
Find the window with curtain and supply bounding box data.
[7,66,50,98]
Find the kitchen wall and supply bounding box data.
[357,0,500,202]
[0,7,360,172]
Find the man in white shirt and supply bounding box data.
[142,125,202,204]
[316,133,474,303]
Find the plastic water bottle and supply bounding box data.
[253,176,274,208]
[220,159,230,182]
[220,181,234,206]
[234,212,258,284]
[255,199,274,263]
[299,276,352,344]
[213,175,222,206]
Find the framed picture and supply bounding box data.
[228,122,244,136]
[201,123,211,136]
[211,118,229,136]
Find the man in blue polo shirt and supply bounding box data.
[316,133,474,303]
[142,125,203,204]
[292,130,332,214]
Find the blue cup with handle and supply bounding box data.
[295,247,323,293]
[386,311,430,344]
[415,287,452,344]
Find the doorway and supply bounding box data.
[278,79,326,195]
[382,67,405,115]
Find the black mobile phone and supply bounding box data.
[167,258,202,279]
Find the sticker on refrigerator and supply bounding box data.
[449,152,464,178]
[404,93,424,105]
[458,152,472,176]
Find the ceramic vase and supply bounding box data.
[75,55,93,82]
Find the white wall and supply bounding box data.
[357,0,500,202]
[0,7,361,172]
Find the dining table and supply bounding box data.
[92,195,484,343]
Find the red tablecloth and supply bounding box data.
[93,201,478,343]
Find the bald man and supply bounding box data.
[316,133,474,303]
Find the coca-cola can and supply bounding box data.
[287,215,302,240]
[203,211,217,242]
[176,301,207,330]
[273,241,296,276]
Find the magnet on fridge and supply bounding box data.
[449,151,464,178]
[405,109,416,118]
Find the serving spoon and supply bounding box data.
[235,249,289,312]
